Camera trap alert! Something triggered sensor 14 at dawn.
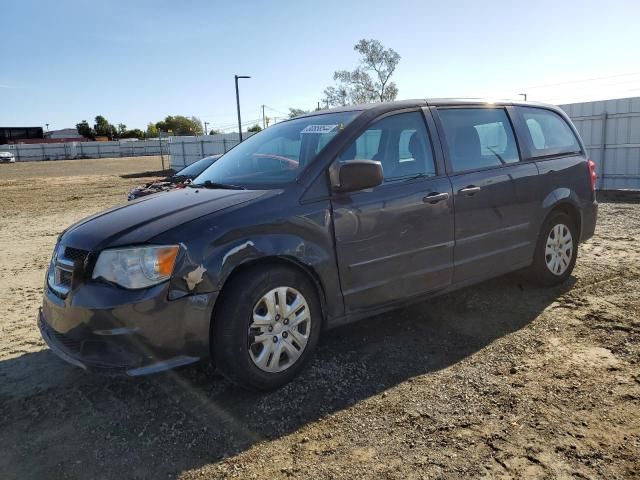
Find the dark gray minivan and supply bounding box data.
[40,99,597,390]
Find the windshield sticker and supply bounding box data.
[300,124,338,134]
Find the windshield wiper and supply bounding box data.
[189,180,246,190]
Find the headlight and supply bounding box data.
[92,245,179,289]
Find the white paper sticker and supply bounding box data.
[300,124,338,134]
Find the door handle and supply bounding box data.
[458,185,481,196]
[423,192,450,204]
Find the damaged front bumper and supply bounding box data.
[39,280,218,376]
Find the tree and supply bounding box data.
[154,115,204,136]
[209,129,221,135]
[247,124,262,133]
[94,115,116,139]
[288,108,309,119]
[323,39,400,107]
[76,120,95,140]
[322,86,349,107]
[119,128,145,139]
[146,123,159,138]
[117,123,127,136]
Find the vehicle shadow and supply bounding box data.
[0,274,575,479]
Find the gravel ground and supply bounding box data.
[0,157,638,479]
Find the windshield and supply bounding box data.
[174,155,219,178]
[193,111,358,188]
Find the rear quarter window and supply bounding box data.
[519,107,581,158]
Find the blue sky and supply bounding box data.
[2,0,640,131]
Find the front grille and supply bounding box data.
[64,247,89,265]
[48,244,90,297]
[56,268,73,288]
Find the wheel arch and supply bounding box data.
[541,189,583,240]
[209,255,329,351]
[545,201,582,240]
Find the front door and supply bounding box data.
[330,111,454,313]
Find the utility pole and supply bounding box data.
[262,105,266,129]
[204,121,209,136]
[317,101,321,111]
[235,74,251,142]
[158,130,164,171]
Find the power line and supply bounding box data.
[212,118,263,132]
[524,71,640,90]
[534,87,640,103]
[263,105,288,116]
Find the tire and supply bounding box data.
[529,212,578,286]
[212,264,321,391]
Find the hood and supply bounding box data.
[0,151,13,157]
[61,187,268,251]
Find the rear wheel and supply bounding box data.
[212,265,321,391]
[529,212,578,286]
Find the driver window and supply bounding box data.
[338,112,436,182]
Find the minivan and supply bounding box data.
[39,99,598,390]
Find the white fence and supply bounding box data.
[1,134,251,167]
[560,96,640,190]
[168,133,248,169]
[1,139,168,162]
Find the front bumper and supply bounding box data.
[39,281,218,375]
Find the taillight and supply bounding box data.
[587,159,597,191]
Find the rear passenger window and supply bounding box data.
[339,112,436,181]
[520,107,581,157]
[438,108,520,172]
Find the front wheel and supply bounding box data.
[529,212,578,286]
[212,265,321,391]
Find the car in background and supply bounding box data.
[0,151,16,163]
[127,154,221,200]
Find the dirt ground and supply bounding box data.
[0,157,638,480]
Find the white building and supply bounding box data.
[45,128,84,140]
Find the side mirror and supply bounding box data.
[333,160,383,193]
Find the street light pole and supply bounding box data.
[235,74,251,142]
[519,93,528,101]
[204,121,209,136]
[158,130,164,171]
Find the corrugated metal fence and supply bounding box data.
[560,97,640,190]
[1,139,169,161]
[168,133,252,169]
[1,134,250,165]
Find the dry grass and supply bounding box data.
[0,157,638,479]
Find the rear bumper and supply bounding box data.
[580,199,598,242]
[39,282,218,375]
